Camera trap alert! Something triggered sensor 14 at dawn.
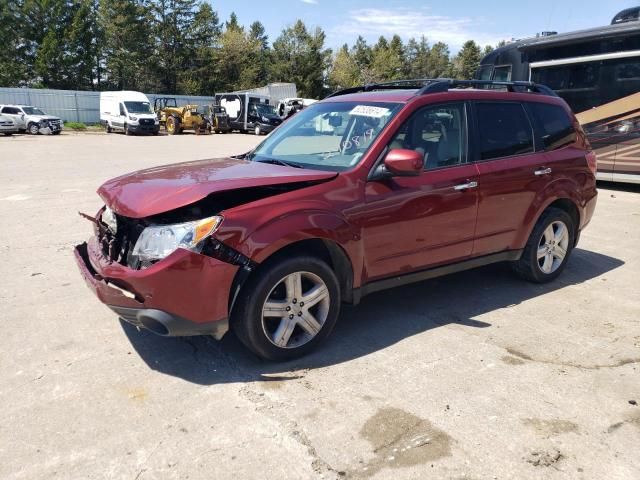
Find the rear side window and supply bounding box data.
[1,107,19,114]
[475,103,534,160]
[528,102,576,150]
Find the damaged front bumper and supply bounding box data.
[74,237,238,338]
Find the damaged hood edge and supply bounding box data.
[97,157,338,219]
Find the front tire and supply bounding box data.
[166,116,179,135]
[28,123,39,135]
[512,207,575,283]
[124,123,132,136]
[233,256,341,361]
[254,125,261,135]
[106,123,112,133]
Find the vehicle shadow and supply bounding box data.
[120,248,624,385]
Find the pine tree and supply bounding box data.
[370,35,405,82]
[249,21,270,85]
[0,1,29,86]
[453,40,482,79]
[151,0,200,93]
[180,1,220,94]
[272,20,330,98]
[427,42,452,78]
[328,44,359,90]
[406,36,430,78]
[100,0,155,90]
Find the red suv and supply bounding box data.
[75,79,598,360]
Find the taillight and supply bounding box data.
[586,151,597,176]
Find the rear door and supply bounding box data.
[471,101,553,256]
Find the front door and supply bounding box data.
[360,102,480,281]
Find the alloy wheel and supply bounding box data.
[537,220,569,274]
[261,271,330,349]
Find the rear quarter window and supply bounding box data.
[475,102,534,160]
[528,102,576,150]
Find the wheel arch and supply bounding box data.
[517,188,582,249]
[228,237,356,318]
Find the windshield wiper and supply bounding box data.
[254,158,302,168]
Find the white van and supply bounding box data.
[100,91,159,135]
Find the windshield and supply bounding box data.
[248,101,401,171]
[22,107,45,115]
[255,104,277,116]
[124,101,153,114]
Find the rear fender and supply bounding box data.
[513,177,583,249]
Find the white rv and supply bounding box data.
[100,91,159,135]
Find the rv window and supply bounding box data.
[528,103,576,150]
[477,65,493,80]
[475,102,534,160]
[617,61,640,80]
[493,66,512,81]
[531,63,599,91]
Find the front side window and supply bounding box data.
[124,101,152,114]
[476,102,534,160]
[389,103,467,170]
[248,101,402,171]
[528,102,576,150]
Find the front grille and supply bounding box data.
[139,118,154,126]
[49,120,62,127]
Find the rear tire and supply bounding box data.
[512,207,575,283]
[106,123,112,133]
[232,256,341,361]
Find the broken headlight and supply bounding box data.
[130,216,223,264]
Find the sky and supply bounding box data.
[211,0,637,52]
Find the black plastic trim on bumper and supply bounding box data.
[128,124,160,134]
[109,305,229,340]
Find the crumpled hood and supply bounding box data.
[98,157,337,219]
[30,115,60,121]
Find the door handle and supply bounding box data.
[453,181,478,191]
[534,167,552,176]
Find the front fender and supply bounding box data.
[217,204,363,286]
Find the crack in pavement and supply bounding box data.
[503,346,640,370]
[238,385,342,479]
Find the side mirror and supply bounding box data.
[383,149,424,176]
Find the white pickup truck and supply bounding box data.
[0,104,63,135]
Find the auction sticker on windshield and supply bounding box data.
[349,105,390,118]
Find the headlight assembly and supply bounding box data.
[131,216,223,264]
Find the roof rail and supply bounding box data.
[324,79,438,98]
[417,79,558,96]
[325,78,558,98]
